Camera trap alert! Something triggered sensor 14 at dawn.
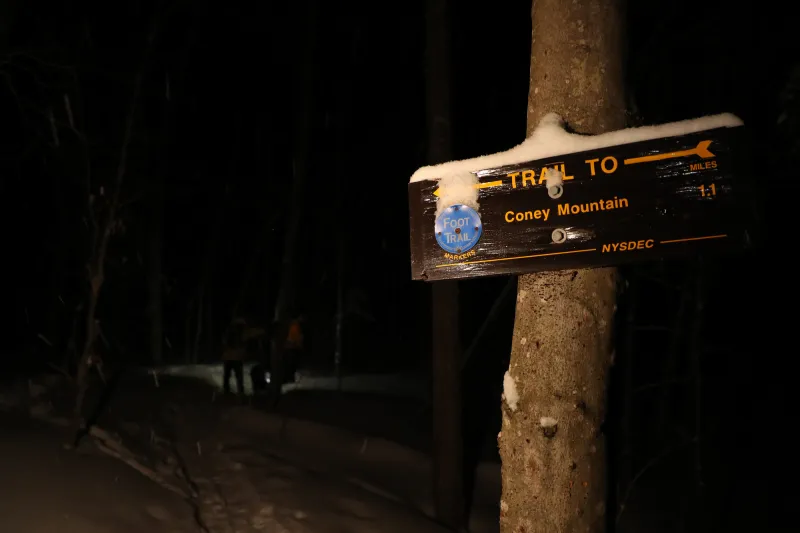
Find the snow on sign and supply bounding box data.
[408,113,755,282]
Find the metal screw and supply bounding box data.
[551,228,567,244]
[548,184,564,199]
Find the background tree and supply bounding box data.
[270,0,318,398]
[425,0,464,529]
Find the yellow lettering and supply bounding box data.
[586,158,599,176]
[538,167,548,185]
[690,160,717,172]
[601,156,618,174]
[508,172,520,188]
[522,170,536,187]
[442,249,477,261]
[505,209,550,222]
[557,198,629,217]
[601,239,657,253]
[560,164,574,181]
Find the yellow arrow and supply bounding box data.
[624,140,715,166]
[433,180,503,197]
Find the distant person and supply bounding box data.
[222,318,248,397]
[245,323,269,394]
[284,313,305,379]
[250,361,268,393]
[268,311,304,405]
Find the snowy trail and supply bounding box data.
[134,390,445,533]
[220,442,448,533]
[167,401,450,533]
[224,406,500,533]
[0,413,198,533]
[5,374,494,533]
[179,441,285,533]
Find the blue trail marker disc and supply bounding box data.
[434,204,483,254]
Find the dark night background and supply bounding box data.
[2,0,798,531]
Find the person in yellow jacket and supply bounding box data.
[223,317,269,397]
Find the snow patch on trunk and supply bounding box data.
[539,416,558,428]
[410,112,743,185]
[503,371,519,412]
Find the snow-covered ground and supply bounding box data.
[2,372,500,533]
[149,363,429,400]
[224,406,500,533]
[0,413,198,533]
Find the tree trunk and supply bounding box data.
[191,289,204,364]
[229,213,280,323]
[332,23,360,387]
[184,301,193,363]
[334,228,344,384]
[73,20,159,441]
[272,6,316,325]
[432,281,464,529]
[498,1,625,532]
[147,179,164,365]
[150,20,200,366]
[271,0,317,400]
[205,289,215,362]
[425,0,464,529]
[192,129,236,363]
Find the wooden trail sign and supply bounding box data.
[408,121,754,282]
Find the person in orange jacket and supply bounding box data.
[268,312,304,402]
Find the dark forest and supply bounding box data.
[1,0,797,532]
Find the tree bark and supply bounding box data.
[272,4,316,325]
[73,20,159,440]
[191,182,229,363]
[150,17,200,366]
[334,227,344,384]
[192,109,238,364]
[498,2,625,532]
[425,0,464,529]
[147,180,164,365]
[271,0,317,400]
[332,22,360,386]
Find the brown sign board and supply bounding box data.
[409,124,754,281]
